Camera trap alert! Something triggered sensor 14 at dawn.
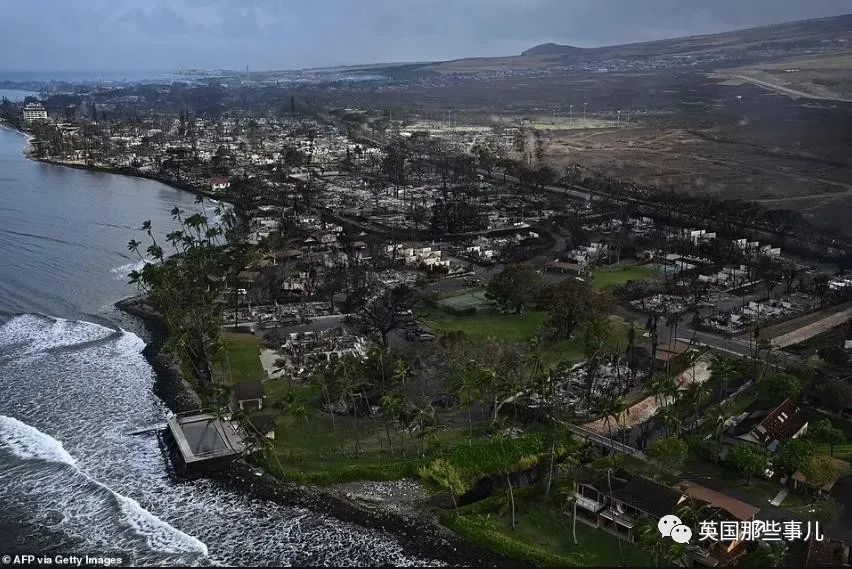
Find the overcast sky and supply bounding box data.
[2,0,850,72]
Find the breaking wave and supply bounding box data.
[0,314,437,566]
[0,415,209,557]
[111,259,150,280]
[0,415,77,466]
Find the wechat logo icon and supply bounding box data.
[659,514,692,544]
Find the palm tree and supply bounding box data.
[675,493,710,532]
[650,374,679,408]
[712,356,736,400]
[656,404,682,438]
[449,367,479,445]
[636,520,690,567]
[379,392,405,453]
[335,357,364,458]
[558,445,589,545]
[591,454,627,565]
[706,404,727,462]
[368,346,391,392]
[496,425,518,531]
[649,376,668,408]
[598,396,625,446]
[311,365,337,433]
[411,402,438,456]
[392,357,411,392]
[684,381,711,431]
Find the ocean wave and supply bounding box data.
[0,313,148,358]
[0,415,78,466]
[0,313,115,354]
[111,259,150,280]
[117,493,209,555]
[0,414,208,557]
[0,314,437,566]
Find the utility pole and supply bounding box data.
[583,102,588,122]
[569,104,573,125]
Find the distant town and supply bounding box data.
[2,15,852,566]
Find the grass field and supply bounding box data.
[261,378,565,485]
[809,411,852,461]
[451,500,651,567]
[261,379,427,481]
[421,305,630,365]
[590,265,658,289]
[492,506,651,567]
[422,307,550,343]
[218,331,265,384]
[531,118,623,131]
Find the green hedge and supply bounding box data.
[441,513,579,567]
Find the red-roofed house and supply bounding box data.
[210,178,230,192]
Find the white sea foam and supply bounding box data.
[0,414,208,557]
[0,313,114,354]
[0,415,78,466]
[116,493,209,555]
[110,259,150,280]
[0,315,438,566]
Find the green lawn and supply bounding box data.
[421,307,630,365]
[261,379,542,485]
[218,331,265,384]
[814,443,852,461]
[682,456,795,506]
[261,380,426,482]
[422,307,550,343]
[807,411,852,460]
[590,265,657,290]
[454,503,651,567]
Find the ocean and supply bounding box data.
[0,126,434,566]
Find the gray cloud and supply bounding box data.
[0,0,849,71]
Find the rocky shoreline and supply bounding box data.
[31,156,220,202]
[114,295,513,567]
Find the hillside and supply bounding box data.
[520,43,583,57]
[424,13,852,74]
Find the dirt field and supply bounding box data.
[316,61,852,237]
[712,53,852,102]
[529,75,852,236]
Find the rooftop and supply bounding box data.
[167,413,248,464]
[674,481,760,521]
[730,397,808,449]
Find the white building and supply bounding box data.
[210,177,230,192]
[22,102,48,122]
